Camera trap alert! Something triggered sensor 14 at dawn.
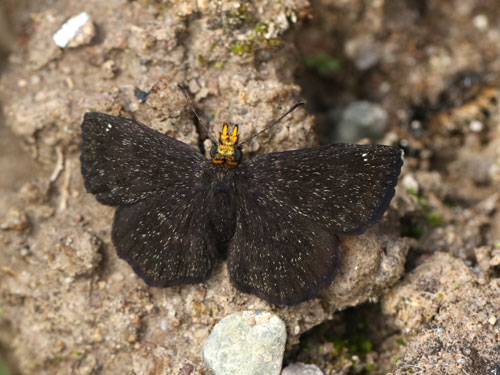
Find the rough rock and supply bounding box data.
[383,252,500,375]
[0,1,410,374]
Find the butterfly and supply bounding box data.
[80,90,403,305]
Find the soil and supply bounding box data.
[0,0,499,374]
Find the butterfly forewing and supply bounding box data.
[239,143,403,235]
[81,112,206,206]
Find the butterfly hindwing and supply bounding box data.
[111,187,218,286]
[81,112,206,206]
[228,189,341,305]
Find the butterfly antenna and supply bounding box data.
[239,102,305,146]
[177,84,217,144]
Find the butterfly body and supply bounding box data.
[81,111,403,305]
[204,166,238,249]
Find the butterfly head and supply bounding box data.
[210,123,243,166]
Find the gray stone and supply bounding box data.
[282,362,324,375]
[336,101,388,143]
[203,311,287,375]
[345,35,381,71]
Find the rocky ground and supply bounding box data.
[0,0,499,374]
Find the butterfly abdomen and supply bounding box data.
[206,167,238,250]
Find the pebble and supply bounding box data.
[345,35,381,70]
[282,363,324,375]
[203,311,287,375]
[102,60,118,78]
[336,101,388,143]
[0,208,29,231]
[402,174,419,193]
[53,12,96,48]
[473,14,488,31]
[469,120,483,132]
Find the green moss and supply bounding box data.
[0,358,9,375]
[198,55,208,66]
[426,211,444,227]
[231,40,255,55]
[264,37,280,47]
[407,225,424,239]
[304,52,341,75]
[365,362,376,371]
[406,187,419,196]
[360,338,373,353]
[231,43,244,55]
[402,188,447,238]
[438,293,444,298]
[325,334,373,360]
[396,338,405,346]
[228,4,257,26]
[253,22,269,36]
[394,355,401,362]
[416,195,430,210]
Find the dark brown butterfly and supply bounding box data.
[80,92,403,305]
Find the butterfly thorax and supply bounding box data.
[210,123,243,167]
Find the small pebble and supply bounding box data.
[469,120,483,132]
[473,14,488,31]
[102,60,119,78]
[345,35,381,70]
[282,363,324,375]
[203,311,286,375]
[402,174,419,193]
[160,320,167,331]
[0,208,29,231]
[53,12,96,48]
[335,101,388,143]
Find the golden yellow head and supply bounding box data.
[210,123,242,166]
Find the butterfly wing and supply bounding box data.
[228,197,341,305]
[81,112,206,206]
[111,191,218,286]
[81,112,217,286]
[242,143,402,234]
[228,143,403,305]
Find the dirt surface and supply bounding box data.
[0,0,499,374]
